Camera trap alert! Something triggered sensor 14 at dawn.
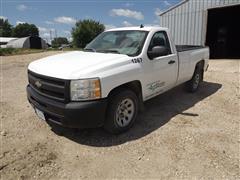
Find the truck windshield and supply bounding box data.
[85,30,148,56]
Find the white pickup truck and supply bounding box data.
[27,26,209,134]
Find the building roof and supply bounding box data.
[0,37,18,43]
[6,37,30,48]
[159,0,189,16]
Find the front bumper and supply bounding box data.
[27,85,107,128]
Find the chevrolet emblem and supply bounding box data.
[35,80,42,88]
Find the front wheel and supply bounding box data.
[104,89,139,134]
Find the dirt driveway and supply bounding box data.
[0,52,239,179]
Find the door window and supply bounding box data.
[148,31,172,57]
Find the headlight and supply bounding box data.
[70,78,101,101]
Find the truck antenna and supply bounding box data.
[140,24,144,28]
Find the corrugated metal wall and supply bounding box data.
[160,0,240,45]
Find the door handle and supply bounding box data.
[168,60,175,64]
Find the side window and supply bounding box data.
[148,31,172,56]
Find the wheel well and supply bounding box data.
[196,60,205,81]
[108,80,143,101]
[196,60,205,70]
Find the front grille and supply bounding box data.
[28,71,69,102]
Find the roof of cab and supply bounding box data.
[105,26,168,32]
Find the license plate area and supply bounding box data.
[35,108,46,121]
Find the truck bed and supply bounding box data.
[176,45,205,52]
[175,45,209,86]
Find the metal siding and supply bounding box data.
[190,0,195,45]
[192,1,197,45]
[182,3,187,44]
[173,9,177,43]
[170,11,174,38]
[196,0,202,45]
[182,4,188,44]
[178,4,182,44]
[159,0,240,45]
[186,1,189,44]
[188,0,192,45]
[177,7,181,44]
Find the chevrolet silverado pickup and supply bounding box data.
[27,26,209,134]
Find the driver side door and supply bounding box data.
[145,31,178,99]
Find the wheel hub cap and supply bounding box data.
[116,98,135,127]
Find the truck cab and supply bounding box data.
[27,26,209,134]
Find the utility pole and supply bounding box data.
[55,29,57,38]
[50,30,53,43]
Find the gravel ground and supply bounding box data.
[0,52,239,179]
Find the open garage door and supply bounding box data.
[30,36,42,49]
[206,5,240,59]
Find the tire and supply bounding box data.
[185,66,203,93]
[104,88,139,134]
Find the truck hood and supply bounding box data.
[28,51,130,79]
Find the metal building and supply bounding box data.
[6,36,48,49]
[0,37,18,48]
[159,0,240,58]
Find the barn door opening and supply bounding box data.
[206,5,240,59]
[30,36,42,49]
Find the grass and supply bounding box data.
[0,48,82,56]
[0,48,45,56]
[0,47,83,56]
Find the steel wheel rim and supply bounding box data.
[193,73,200,89]
[115,98,135,127]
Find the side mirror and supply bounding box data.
[148,46,169,59]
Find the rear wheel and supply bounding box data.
[185,66,203,93]
[104,89,139,134]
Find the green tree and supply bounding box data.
[72,19,105,48]
[0,18,13,37]
[51,37,69,48]
[12,23,39,37]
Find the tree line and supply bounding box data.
[0,18,105,48]
[0,18,39,37]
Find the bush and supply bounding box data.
[51,37,69,48]
[0,48,46,56]
[0,48,18,56]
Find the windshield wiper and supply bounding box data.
[83,48,96,52]
[98,49,120,54]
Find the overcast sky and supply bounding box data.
[1,0,181,42]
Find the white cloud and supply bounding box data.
[16,21,26,25]
[39,27,55,39]
[0,16,7,20]
[122,21,132,27]
[145,24,160,27]
[153,8,163,25]
[63,30,71,35]
[38,27,48,32]
[45,20,54,25]
[54,16,76,24]
[105,24,116,30]
[17,4,28,11]
[68,37,73,42]
[110,9,144,20]
[153,19,159,24]
[42,32,50,38]
[163,1,171,6]
[154,8,163,16]
[125,3,134,7]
